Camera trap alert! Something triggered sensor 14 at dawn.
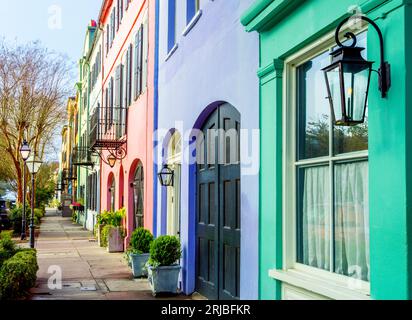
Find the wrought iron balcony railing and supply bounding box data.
[89,105,126,150]
[72,146,95,167]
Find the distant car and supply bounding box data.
[0,199,11,231]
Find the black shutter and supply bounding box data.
[110,77,114,127]
[128,44,133,106]
[106,25,110,53]
[104,89,109,133]
[138,26,143,96]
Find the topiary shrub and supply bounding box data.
[148,235,181,268]
[0,249,38,300]
[130,228,153,254]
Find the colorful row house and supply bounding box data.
[154,0,260,300]
[241,0,412,300]
[96,0,156,246]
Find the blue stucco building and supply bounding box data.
[155,0,259,300]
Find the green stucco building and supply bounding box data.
[242,0,412,300]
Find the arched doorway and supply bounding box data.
[196,103,241,300]
[132,162,144,229]
[167,131,182,237]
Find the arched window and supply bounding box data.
[110,178,115,212]
[132,163,144,229]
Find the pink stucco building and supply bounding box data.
[98,0,155,245]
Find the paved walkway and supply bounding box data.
[30,209,194,300]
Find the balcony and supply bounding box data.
[89,105,126,151]
[72,147,95,167]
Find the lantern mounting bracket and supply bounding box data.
[335,15,391,98]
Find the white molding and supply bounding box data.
[165,43,179,62]
[182,10,203,37]
[269,269,371,300]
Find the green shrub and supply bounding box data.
[149,235,181,268]
[72,212,78,223]
[0,232,17,267]
[0,249,38,300]
[130,228,153,254]
[8,205,31,234]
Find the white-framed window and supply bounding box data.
[283,30,370,290]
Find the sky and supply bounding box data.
[0,0,102,81]
[0,0,103,162]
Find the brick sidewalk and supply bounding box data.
[29,209,199,300]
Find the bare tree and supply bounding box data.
[0,40,72,203]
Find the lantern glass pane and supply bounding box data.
[325,65,343,123]
[342,64,370,123]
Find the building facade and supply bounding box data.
[156,0,260,299]
[74,20,102,231]
[242,0,412,300]
[96,0,156,246]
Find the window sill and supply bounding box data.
[165,43,179,62]
[269,268,371,300]
[182,10,203,37]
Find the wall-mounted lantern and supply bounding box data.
[323,15,391,126]
[107,154,116,168]
[157,165,174,187]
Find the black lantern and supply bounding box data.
[157,165,174,187]
[323,15,391,126]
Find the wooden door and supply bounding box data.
[196,104,240,300]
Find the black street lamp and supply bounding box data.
[19,140,31,240]
[157,164,174,187]
[26,154,43,248]
[323,15,391,126]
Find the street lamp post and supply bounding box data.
[19,140,31,240]
[26,154,43,248]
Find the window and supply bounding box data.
[110,178,116,212]
[134,25,144,100]
[292,33,369,282]
[125,44,133,107]
[106,24,110,54]
[118,0,123,26]
[187,0,200,23]
[167,0,176,52]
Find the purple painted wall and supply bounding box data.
[156,0,259,299]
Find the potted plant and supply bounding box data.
[128,228,153,277]
[147,235,181,296]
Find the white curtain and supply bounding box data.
[335,161,370,281]
[302,166,331,271]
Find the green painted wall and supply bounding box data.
[243,0,412,300]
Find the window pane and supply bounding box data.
[334,32,368,154]
[297,166,331,271]
[297,51,331,160]
[334,161,369,281]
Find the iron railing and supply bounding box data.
[89,106,126,150]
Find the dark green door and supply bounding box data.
[196,103,241,300]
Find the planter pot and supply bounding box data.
[130,253,150,278]
[107,227,124,253]
[148,265,181,296]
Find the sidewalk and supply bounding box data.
[30,209,195,300]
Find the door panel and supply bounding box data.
[196,104,240,300]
